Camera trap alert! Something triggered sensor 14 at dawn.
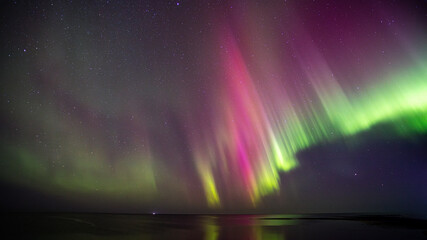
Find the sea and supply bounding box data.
[2,213,426,239]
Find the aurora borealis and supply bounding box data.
[1,0,427,214]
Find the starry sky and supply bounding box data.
[1,0,427,214]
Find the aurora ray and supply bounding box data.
[0,0,426,213]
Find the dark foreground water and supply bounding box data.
[2,213,426,239]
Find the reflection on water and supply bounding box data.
[203,217,219,240]
[202,215,289,240]
[2,214,427,239]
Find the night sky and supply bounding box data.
[1,0,427,214]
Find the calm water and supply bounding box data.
[3,213,427,239]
